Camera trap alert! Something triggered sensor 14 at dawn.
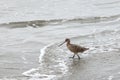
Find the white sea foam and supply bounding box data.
[39,42,69,75]
[108,76,114,80]
[23,43,55,80]
[39,43,54,63]
[23,42,69,80]
[22,68,56,80]
[22,68,38,76]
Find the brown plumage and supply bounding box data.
[59,38,89,59]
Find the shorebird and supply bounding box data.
[59,38,89,59]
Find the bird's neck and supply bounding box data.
[66,41,70,45]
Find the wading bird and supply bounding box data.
[59,38,89,59]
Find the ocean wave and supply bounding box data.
[22,25,120,80]
[23,42,69,80]
[1,14,120,28]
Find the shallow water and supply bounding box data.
[0,0,120,80]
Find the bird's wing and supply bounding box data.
[72,44,88,52]
[70,44,83,51]
[71,44,82,48]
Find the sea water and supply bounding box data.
[0,0,120,80]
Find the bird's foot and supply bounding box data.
[78,57,81,60]
[69,57,74,59]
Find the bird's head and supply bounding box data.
[59,38,70,47]
[65,38,70,42]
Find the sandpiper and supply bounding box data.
[59,38,89,59]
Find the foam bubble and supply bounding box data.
[108,76,114,80]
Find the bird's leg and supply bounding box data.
[69,54,75,58]
[77,54,80,59]
[72,54,75,58]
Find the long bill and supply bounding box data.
[58,41,65,47]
